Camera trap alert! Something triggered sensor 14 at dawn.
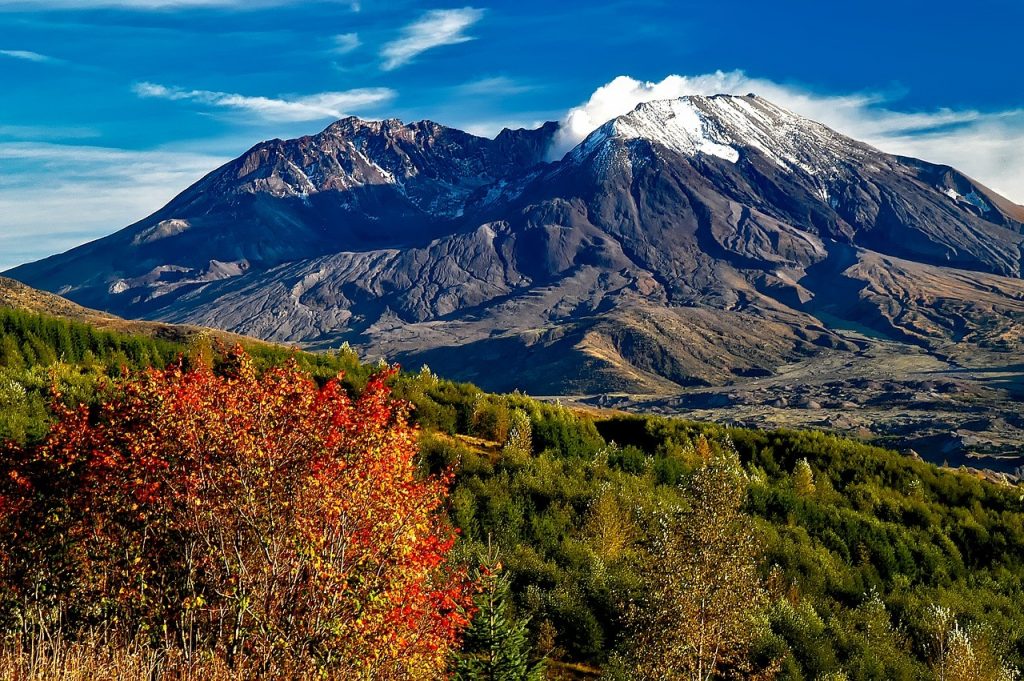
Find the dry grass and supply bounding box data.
[545,660,602,679]
[0,635,160,681]
[0,630,282,681]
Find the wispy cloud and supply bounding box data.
[456,76,534,97]
[331,32,360,55]
[133,82,396,122]
[0,142,227,271]
[0,49,59,63]
[0,0,351,9]
[551,72,1024,203]
[0,124,99,139]
[380,7,483,71]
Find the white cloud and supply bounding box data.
[551,72,1024,203]
[0,48,58,63]
[0,124,99,139]
[133,81,396,122]
[0,142,227,271]
[380,7,483,71]
[0,0,347,8]
[331,32,360,54]
[457,76,534,97]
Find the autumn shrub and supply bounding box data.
[617,439,775,680]
[472,397,512,443]
[0,348,474,678]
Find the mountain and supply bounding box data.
[7,95,1024,398]
[8,117,557,311]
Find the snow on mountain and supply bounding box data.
[571,94,874,179]
[577,97,740,164]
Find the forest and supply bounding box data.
[0,305,1021,680]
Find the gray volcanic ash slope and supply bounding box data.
[8,95,1024,399]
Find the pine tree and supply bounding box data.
[19,339,37,366]
[456,551,546,681]
[0,335,24,370]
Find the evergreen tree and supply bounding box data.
[0,335,24,370]
[20,339,37,366]
[456,551,546,681]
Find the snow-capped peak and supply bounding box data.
[603,98,741,163]
[570,94,871,177]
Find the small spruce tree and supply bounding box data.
[0,335,25,370]
[456,549,546,681]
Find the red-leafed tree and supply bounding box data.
[0,348,474,678]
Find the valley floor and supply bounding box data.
[560,331,1024,478]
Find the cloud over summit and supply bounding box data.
[550,72,1024,203]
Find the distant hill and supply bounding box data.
[0,275,266,348]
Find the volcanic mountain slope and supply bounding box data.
[11,117,558,313]
[8,94,1024,396]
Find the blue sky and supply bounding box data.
[1,0,1023,270]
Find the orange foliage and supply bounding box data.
[0,348,473,678]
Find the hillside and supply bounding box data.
[0,275,267,348]
[1,302,1023,679]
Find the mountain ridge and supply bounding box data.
[7,94,1024,398]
